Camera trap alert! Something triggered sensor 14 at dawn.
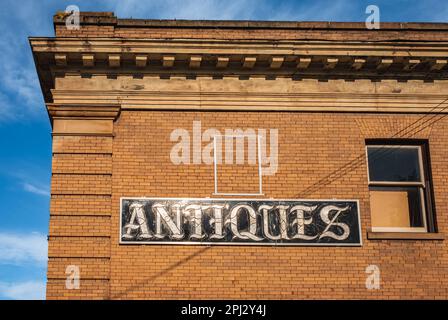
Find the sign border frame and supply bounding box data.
[119,197,363,247]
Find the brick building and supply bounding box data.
[30,12,448,299]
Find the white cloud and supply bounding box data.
[0,281,45,300]
[0,91,15,121]
[267,0,357,21]
[114,0,260,20]
[113,0,356,21]
[22,182,50,197]
[412,1,448,22]
[0,0,49,121]
[0,232,47,266]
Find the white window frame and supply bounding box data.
[213,134,263,196]
[366,145,427,233]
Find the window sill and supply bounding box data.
[367,230,444,240]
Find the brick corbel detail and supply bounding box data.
[47,103,121,121]
[46,103,121,136]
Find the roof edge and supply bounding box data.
[53,11,448,31]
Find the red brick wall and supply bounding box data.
[47,134,113,299]
[101,111,448,299]
[47,110,448,299]
[54,24,448,42]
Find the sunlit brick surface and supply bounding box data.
[38,12,448,300]
[46,110,448,299]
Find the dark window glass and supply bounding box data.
[367,147,421,182]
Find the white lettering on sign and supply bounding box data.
[120,198,362,246]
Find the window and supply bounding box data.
[366,141,436,233]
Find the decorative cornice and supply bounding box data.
[50,90,448,114]
[30,37,448,103]
[30,38,448,57]
[46,103,121,120]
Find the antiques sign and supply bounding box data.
[120,198,362,246]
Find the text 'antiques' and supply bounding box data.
[121,198,361,246]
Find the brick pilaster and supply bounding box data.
[46,104,119,299]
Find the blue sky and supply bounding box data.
[0,0,447,300]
